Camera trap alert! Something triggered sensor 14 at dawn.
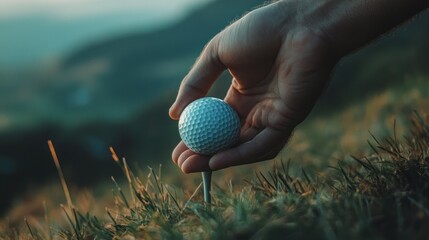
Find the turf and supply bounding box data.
[1,111,428,239]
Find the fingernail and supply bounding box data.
[208,159,218,171]
[181,161,195,174]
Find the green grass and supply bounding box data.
[1,111,428,239]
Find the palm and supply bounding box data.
[225,13,333,153]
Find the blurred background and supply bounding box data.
[0,0,428,225]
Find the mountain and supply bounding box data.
[0,0,263,132]
[0,0,263,214]
[58,0,263,125]
[0,0,209,67]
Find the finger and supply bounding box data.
[172,141,188,164]
[181,154,211,174]
[209,128,290,170]
[177,149,195,168]
[169,36,226,120]
[239,125,261,143]
[172,142,211,173]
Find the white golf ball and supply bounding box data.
[178,97,241,155]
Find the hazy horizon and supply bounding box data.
[0,0,212,68]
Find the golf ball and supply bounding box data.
[179,97,241,155]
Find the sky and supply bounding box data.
[0,0,208,20]
[0,0,212,67]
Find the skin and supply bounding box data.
[169,0,429,173]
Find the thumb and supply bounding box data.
[169,36,226,120]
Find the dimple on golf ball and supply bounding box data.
[179,97,241,155]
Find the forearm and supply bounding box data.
[287,0,429,57]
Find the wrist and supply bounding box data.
[275,0,344,62]
[278,0,429,57]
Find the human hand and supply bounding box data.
[169,0,428,173]
[169,1,338,173]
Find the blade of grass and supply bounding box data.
[408,197,429,216]
[43,201,52,240]
[180,182,202,216]
[24,218,35,240]
[122,158,136,204]
[48,140,73,209]
[61,204,81,240]
[111,176,131,209]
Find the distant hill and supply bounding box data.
[319,12,429,114]
[0,0,263,214]
[57,0,263,124]
[0,0,262,132]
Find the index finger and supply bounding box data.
[169,36,226,120]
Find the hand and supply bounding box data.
[169,1,338,173]
[170,0,336,173]
[169,0,428,173]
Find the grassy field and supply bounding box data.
[1,74,428,239]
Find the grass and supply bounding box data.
[1,111,428,239]
[1,74,428,239]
